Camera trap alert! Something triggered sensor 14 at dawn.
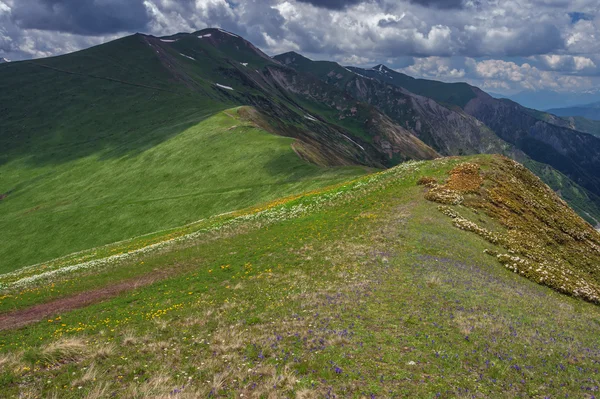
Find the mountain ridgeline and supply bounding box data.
[275,52,600,226]
[547,101,600,122]
[1,27,600,273]
[354,64,600,197]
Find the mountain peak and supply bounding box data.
[195,27,242,39]
[275,51,312,65]
[372,64,393,73]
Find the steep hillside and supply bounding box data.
[463,90,600,197]
[349,64,600,213]
[157,29,437,167]
[0,29,439,272]
[276,52,514,158]
[0,106,368,273]
[560,116,600,137]
[348,64,477,108]
[1,155,600,398]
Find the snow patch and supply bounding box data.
[342,134,365,151]
[215,83,234,91]
[160,39,177,43]
[304,114,318,122]
[180,53,195,61]
[240,62,248,67]
[351,69,375,81]
[219,29,239,37]
[199,34,212,38]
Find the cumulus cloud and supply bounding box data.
[401,56,466,78]
[469,58,593,91]
[538,54,597,72]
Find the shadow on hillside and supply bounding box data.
[0,58,232,167]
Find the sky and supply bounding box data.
[1,0,599,95]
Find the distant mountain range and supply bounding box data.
[503,89,600,111]
[547,101,600,121]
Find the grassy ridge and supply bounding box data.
[1,155,599,397]
[0,107,366,273]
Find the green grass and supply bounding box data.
[0,31,379,274]
[0,107,366,273]
[1,155,599,398]
[525,159,600,227]
[562,116,600,137]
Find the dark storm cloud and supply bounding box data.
[295,0,463,9]
[408,0,464,9]
[294,0,368,10]
[11,0,151,35]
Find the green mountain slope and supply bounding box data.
[0,106,367,273]
[561,116,600,137]
[1,155,600,398]
[349,64,477,108]
[1,30,439,273]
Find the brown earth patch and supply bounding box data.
[445,162,483,192]
[0,269,171,331]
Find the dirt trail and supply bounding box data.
[0,270,169,331]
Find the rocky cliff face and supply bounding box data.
[262,65,439,166]
[464,89,600,196]
[275,53,519,159]
[345,62,600,200]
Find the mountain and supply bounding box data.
[547,101,600,121]
[559,116,600,137]
[485,91,508,99]
[343,64,600,200]
[276,53,516,158]
[275,55,600,225]
[3,28,600,272]
[0,29,444,272]
[2,154,600,398]
[507,89,600,110]
[2,28,600,398]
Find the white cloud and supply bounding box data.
[470,58,593,91]
[401,56,466,79]
[539,54,597,71]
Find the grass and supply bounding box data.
[0,106,366,273]
[1,155,599,398]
